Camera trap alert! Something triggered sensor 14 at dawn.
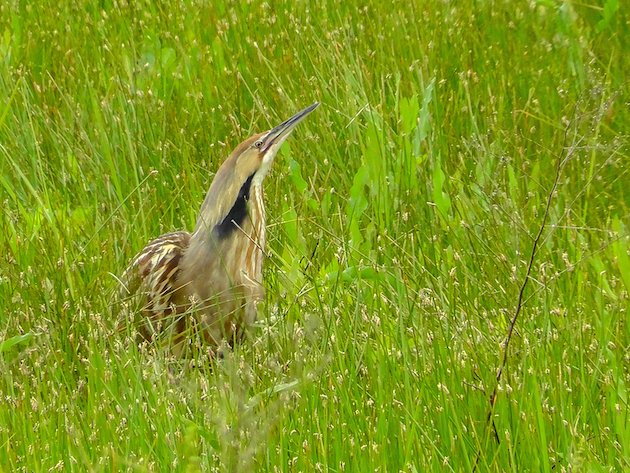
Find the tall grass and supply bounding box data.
[1,0,628,471]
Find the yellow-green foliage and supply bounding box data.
[0,0,628,471]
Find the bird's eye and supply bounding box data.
[253,140,263,149]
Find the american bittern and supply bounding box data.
[121,102,319,354]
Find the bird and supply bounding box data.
[120,102,319,355]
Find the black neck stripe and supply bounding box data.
[213,173,255,239]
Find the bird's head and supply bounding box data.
[195,102,319,235]
[230,101,320,187]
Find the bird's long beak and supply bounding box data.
[261,102,319,152]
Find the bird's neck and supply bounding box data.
[192,178,266,247]
[180,183,266,301]
[248,183,266,246]
[210,174,255,239]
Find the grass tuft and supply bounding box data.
[1,1,628,471]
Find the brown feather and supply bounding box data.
[120,231,191,345]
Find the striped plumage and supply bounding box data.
[120,103,318,355]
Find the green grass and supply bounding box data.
[1,0,628,471]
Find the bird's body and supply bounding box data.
[121,104,318,354]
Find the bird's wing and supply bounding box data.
[120,231,191,316]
